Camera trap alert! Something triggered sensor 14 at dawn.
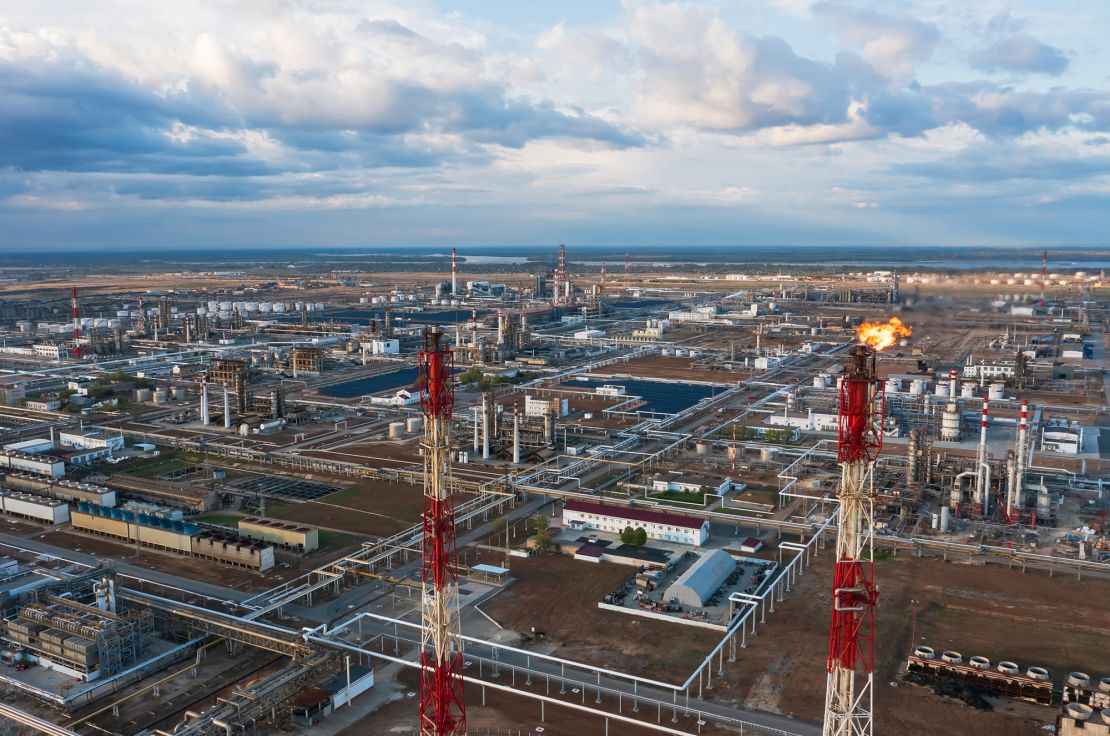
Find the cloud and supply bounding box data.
[812,2,940,82]
[970,34,1069,76]
[627,2,854,131]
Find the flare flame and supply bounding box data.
[856,316,911,352]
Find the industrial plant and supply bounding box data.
[0,246,1101,736]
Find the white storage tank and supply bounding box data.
[961,382,976,398]
[988,383,1005,400]
[406,416,423,433]
[152,389,168,404]
[884,377,900,394]
[135,388,153,402]
[388,422,405,439]
[934,383,949,397]
[909,379,927,395]
[172,387,187,401]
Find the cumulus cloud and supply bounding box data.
[970,34,1069,76]
[812,2,940,82]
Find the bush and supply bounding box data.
[632,527,647,546]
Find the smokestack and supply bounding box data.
[977,398,989,512]
[71,286,82,359]
[223,386,231,429]
[472,407,480,453]
[451,247,458,295]
[1014,399,1028,511]
[200,383,210,425]
[496,310,505,346]
[948,368,958,399]
[481,393,490,459]
[512,401,520,465]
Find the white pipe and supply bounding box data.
[200,383,209,425]
[512,406,520,465]
[223,386,231,429]
[979,462,991,516]
[976,398,988,506]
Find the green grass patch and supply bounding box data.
[649,490,705,505]
[319,530,360,550]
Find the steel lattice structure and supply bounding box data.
[417,327,467,736]
[824,344,883,736]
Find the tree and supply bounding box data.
[525,514,548,536]
[533,530,553,551]
[620,526,635,544]
[632,527,647,546]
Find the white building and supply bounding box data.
[524,395,568,418]
[0,451,65,478]
[963,363,1016,379]
[369,388,420,407]
[1041,421,1083,455]
[25,397,62,412]
[562,500,709,546]
[368,339,400,355]
[573,329,606,340]
[58,431,125,453]
[651,474,731,495]
[32,344,69,360]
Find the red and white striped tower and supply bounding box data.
[976,398,989,516]
[451,248,458,295]
[824,344,883,736]
[417,327,466,736]
[71,286,82,359]
[1010,399,1029,518]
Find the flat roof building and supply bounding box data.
[562,500,709,547]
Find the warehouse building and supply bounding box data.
[0,450,65,478]
[4,475,116,507]
[238,517,319,553]
[562,500,710,546]
[71,505,275,571]
[666,549,736,608]
[0,491,69,525]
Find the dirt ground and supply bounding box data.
[594,355,742,384]
[265,477,426,539]
[468,542,1110,736]
[479,552,720,680]
[39,530,297,590]
[340,667,738,736]
[697,551,1110,735]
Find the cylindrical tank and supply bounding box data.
[172,387,186,401]
[884,377,901,394]
[1065,704,1093,722]
[388,421,405,439]
[1027,666,1050,681]
[934,383,949,397]
[406,416,422,433]
[135,388,153,402]
[939,506,950,532]
[909,379,927,395]
[1067,672,1092,689]
[152,388,168,404]
[961,382,976,398]
[988,383,1005,400]
[695,441,708,456]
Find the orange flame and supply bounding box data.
[856,316,912,352]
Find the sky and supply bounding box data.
[1,0,1109,250]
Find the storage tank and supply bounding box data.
[388,422,405,439]
[909,379,926,395]
[406,416,423,433]
[135,388,153,402]
[152,389,168,404]
[172,387,186,401]
[988,383,1005,400]
[934,383,949,397]
[813,374,828,389]
[961,382,976,398]
[884,377,900,394]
